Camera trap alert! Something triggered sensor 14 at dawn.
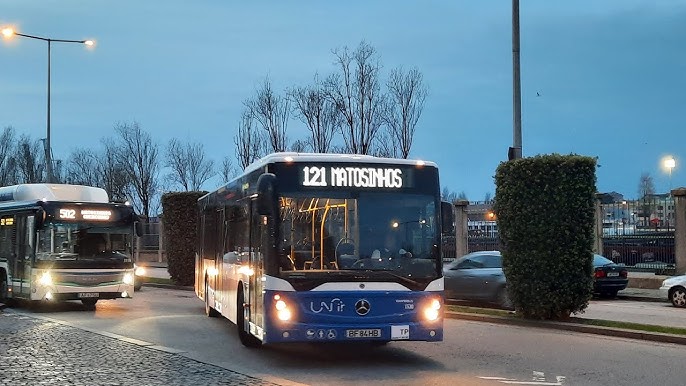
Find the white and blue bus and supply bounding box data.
[0,184,140,309]
[196,153,453,347]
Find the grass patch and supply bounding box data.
[142,277,175,285]
[447,304,686,336]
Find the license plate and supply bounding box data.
[78,293,99,298]
[607,272,619,277]
[345,329,381,338]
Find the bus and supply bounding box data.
[0,184,141,309]
[196,152,453,346]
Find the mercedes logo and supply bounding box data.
[355,299,370,316]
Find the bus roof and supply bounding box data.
[0,184,109,204]
[243,152,438,175]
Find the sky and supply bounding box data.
[1,0,685,201]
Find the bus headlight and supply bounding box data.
[423,298,441,321]
[123,273,134,285]
[134,265,146,276]
[274,296,292,321]
[39,271,53,286]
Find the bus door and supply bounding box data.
[249,202,265,330]
[14,215,33,296]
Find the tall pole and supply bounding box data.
[47,40,52,183]
[1,28,93,184]
[512,0,522,160]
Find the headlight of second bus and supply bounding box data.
[274,294,292,321]
[423,298,442,322]
[123,273,134,286]
[38,271,53,286]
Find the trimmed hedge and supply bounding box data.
[493,154,597,319]
[162,191,206,286]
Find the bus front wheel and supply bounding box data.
[237,287,261,348]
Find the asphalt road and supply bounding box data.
[5,288,686,386]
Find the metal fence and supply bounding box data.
[440,195,677,274]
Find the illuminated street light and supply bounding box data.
[1,26,94,183]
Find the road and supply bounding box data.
[5,287,686,386]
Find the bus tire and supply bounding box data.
[205,280,219,317]
[81,299,98,310]
[237,287,261,348]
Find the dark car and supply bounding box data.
[443,251,511,309]
[592,254,628,297]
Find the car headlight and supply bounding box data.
[39,271,53,286]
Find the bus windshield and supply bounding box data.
[277,192,439,279]
[36,222,133,262]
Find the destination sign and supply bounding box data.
[302,166,403,188]
[57,208,113,221]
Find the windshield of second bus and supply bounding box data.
[36,222,133,262]
[278,192,438,278]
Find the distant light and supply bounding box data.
[284,156,294,163]
[665,157,676,169]
[392,221,399,228]
[1,27,14,38]
[124,201,131,206]
[84,40,94,46]
[416,160,426,167]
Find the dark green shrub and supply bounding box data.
[162,191,206,286]
[494,154,596,319]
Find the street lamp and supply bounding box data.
[664,156,676,192]
[1,27,94,183]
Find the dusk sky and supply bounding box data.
[1,1,685,201]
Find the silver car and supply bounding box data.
[443,251,512,309]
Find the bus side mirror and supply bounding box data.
[256,173,278,215]
[35,208,45,228]
[441,201,454,234]
[135,222,144,237]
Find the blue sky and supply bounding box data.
[1,1,685,200]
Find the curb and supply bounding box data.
[446,311,686,346]
[616,294,664,303]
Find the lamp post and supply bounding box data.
[1,27,93,183]
[664,157,676,193]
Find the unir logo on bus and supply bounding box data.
[310,298,346,313]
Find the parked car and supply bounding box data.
[443,251,511,309]
[444,252,627,308]
[659,275,686,308]
[134,264,146,291]
[592,254,629,297]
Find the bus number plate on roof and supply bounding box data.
[345,329,381,338]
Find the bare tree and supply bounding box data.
[234,110,264,169]
[66,148,100,186]
[290,139,307,153]
[220,156,237,183]
[289,74,339,153]
[372,130,395,158]
[114,122,161,219]
[99,138,129,202]
[384,67,427,159]
[0,126,18,186]
[15,135,44,183]
[325,41,385,155]
[246,77,290,153]
[165,138,215,191]
[638,172,655,199]
[441,187,459,203]
[484,192,493,204]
